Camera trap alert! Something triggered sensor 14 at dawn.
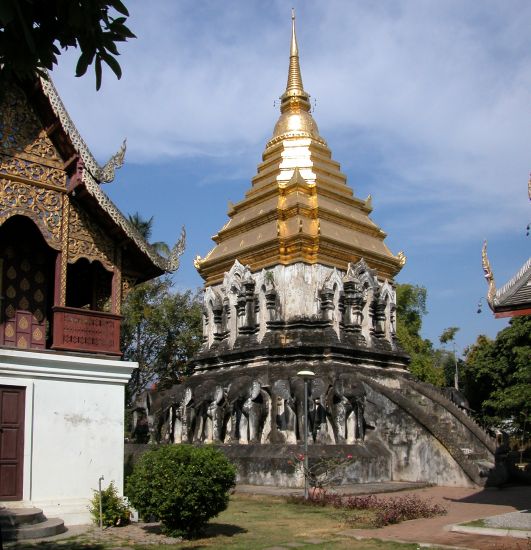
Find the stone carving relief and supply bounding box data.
[201,258,398,352]
[132,373,368,447]
[68,201,115,270]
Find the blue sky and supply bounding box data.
[51,0,530,353]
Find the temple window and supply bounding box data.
[66,259,112,312]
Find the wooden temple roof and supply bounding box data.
[16,75,185,283]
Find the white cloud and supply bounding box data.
[51,0,531,244]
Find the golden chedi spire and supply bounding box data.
[195,11,404,285]
[271,9,322,145]
[282,9,309,110]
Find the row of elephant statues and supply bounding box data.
[130,373,369,446]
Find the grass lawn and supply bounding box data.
[10,494,445,550]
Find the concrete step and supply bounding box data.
[3,517,66,541]
[0,508,66,542]
[0,507,45,527]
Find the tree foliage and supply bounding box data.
[0,0,135,89]
[462,315,531,431]
[121,278,203,403]
[395,283,445,386]
[440,326,459,345]
[128,211,170,257]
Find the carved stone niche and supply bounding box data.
[371,280,394,350]
[263,271,279,325]
[234,276,258,345]
[319,286,335,323]
[203,287,227,349]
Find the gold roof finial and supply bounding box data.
[280,8,311,113]
[290,8,298,56]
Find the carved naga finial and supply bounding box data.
[396,251,407,267]
[95,139,127,183]
[482,240,496,308]
[193,255,203,269]
[166,226,186,272]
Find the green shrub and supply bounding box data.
[126,444,236,536]
[89,481,130,527]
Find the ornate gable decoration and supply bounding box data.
[39,77,185,274]
[68,201,115,270]
[0,86,66,190]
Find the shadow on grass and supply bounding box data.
[9,543,105,550]
[141,522,246,539]
[201,523,247,538]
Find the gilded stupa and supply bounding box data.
[196,11,405,286]
[135,12,501,490]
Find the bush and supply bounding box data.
[89,481,130,527]
[288,490,446,527]
[126,444,236,536]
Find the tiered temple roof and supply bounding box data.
[195,12,404,285]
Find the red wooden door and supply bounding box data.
[0,386,25,500]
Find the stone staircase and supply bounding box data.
[0,507,66,542]
[360,375,496,486]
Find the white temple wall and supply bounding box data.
[0,349,135,525]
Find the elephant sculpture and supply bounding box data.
[191,380,225,443]
[226,376,269,443]
[170,385,194,443]
[133,385,186,444]
[270,376,330,444]
[309,377,333,444]
[326,374,366,444]
[271,379,297,443]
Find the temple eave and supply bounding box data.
[197,237,402,285]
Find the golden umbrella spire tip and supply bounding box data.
[290,8,298,57]
[281,8,310,112]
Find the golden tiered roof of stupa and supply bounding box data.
[196,11,405,286]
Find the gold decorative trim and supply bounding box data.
[113,248,122,315]
[121,276,136,302]
[396,251,407,267]
[60,195,69,306]
[0,178,63,249]
[0,154,66,188]
[68,201,115,271]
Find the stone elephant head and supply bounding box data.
[226,376,269,444]
[326,374,366,444]
[191,379,226,443]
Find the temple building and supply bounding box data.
[482,178,531,318]
[136,13,501,490]
[194,12,405,353]
[0,76,184,528]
